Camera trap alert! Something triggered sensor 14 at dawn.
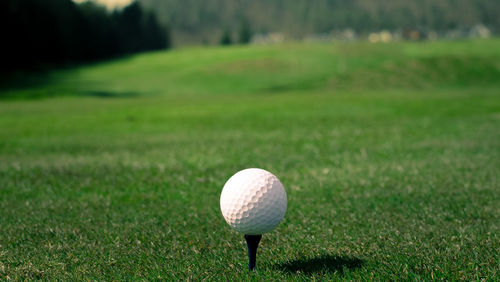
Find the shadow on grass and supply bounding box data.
[0,70,54,90]
[275,254,364,275]
[0,55,138,100]
[80,90,140,98]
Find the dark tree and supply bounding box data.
[220,29,232,45]
[144,12,171,50]
[0,0,170,74]
[238,20,253,44]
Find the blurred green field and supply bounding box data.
[0,39,499,280]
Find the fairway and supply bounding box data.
[0,40,499,280]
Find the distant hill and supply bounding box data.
[139,0,499,45]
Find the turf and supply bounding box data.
[0,39,499,280]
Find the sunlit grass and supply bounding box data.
[0,39,499,280]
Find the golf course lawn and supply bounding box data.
[0,39,499,280]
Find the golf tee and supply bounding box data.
[244,234,262,271]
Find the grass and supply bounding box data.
[0,39,499,280]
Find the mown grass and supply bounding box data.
[0,39,499,280]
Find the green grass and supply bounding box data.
[0,39,499,280]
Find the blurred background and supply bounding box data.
[1,0,498,74]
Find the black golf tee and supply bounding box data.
[244,234,262,271]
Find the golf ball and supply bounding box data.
[220,168,287,235]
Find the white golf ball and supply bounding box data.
[220,168,287,235]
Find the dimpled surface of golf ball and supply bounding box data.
[220,168,287,235]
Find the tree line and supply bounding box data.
[140,0,499,45]
[0,0,170,73]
